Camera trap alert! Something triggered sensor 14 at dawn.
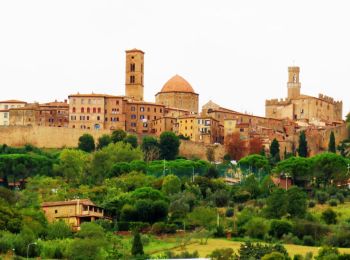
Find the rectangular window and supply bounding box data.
[131,122,137,127]
[140,107,145,112]
[131,106,136,111]
[131,114,136,119]
[140,115,145,120]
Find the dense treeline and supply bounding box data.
[1,129,350,259]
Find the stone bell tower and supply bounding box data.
[287,66,301,99]
[125,49,144,101]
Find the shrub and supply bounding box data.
[261,252,285,260]
[213,189,230,207]
[226,208,234,218]
[293,220,329,240]
[213,226,226,238]
[303,235,315,246]
[244,217,269,239]
[337,193,345,204]
[269,220,293,239]
[328,199,338,207]
[46,220,72,240]
[207,248,235,260]
[322,208,337,225]
[151,222,177,235]
[308,200,316,208]
[233,191,251,203]
[316,191,329,204]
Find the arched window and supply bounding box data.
[72,107,76,113]
[97,108,101,113]
[93,107,96,113]
[87,107,90,113]
[130,63,135,72]
[81,107,84,113]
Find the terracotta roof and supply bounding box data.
[125,48,145,54]
[42,199,97,207]
[159,75,196,94]
[42,101,69,107]
[0,100,26,104]
[69,93,123,98]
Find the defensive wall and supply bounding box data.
[0,126,224,160]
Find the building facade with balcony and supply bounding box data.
[42,199,106,231]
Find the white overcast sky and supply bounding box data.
[0,0,349,118]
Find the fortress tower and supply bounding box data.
[287,66,301,99]
[125,49,144,101]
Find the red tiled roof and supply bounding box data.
[0,100,27,104]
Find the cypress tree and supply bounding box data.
[298,131,308,157]
[328,131,336,153]
[131,232,144,256]
[270,138,280,162]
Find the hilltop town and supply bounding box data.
[0,48,347,158]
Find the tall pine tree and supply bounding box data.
[298,131,308,157]
[270,138,280,163]
[328,131,336,153]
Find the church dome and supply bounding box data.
[160,75,195,93]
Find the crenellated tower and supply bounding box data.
[125,49,144,101]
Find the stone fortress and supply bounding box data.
[266,66,343,123]
[0,49,347,158]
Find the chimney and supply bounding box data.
[64,99,67,104]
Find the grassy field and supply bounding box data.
[309,201,350,222]
[171,238,350,258]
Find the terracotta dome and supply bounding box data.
[160,75,195,93]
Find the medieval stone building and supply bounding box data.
[265,66,343,123]
[155,74,199,114]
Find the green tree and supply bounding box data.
[239,154,270,173]
[124,134,138,148]
[141,136,160,162]
[312,153,348,186]
[90,142,143,184]
[97,134,112,150]
[270,139,280,163]
[55,149,90,185]
[298,131,308,157]
[264,189,287,218]
[286,186,307,218]
[187,206,217,230]
[46,220,72,239]
[78,134,95,152]
[274,156,313,187]
[269,220,292,239]
[328,131,336,153]
[162,174,181,195]
[337,139,350,157]
[159,131,180,160]
[244,217,269,239]
[111,129,127,143]
[131,232,144,256]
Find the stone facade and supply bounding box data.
[125,49,144,101]
[266,66,343,122]
[0,100,26,126]
[9,101,68,127]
